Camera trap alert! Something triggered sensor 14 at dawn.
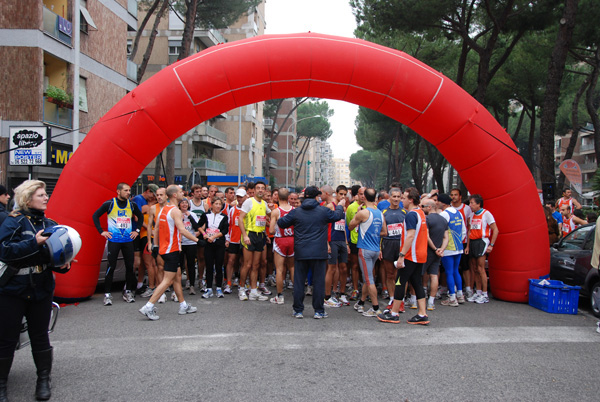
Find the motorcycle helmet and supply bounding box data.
[42,225,82,267]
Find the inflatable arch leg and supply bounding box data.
[48,33,549,302]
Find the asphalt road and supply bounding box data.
[8,287,600,402]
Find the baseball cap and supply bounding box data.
[438,193,451,205]
[304,186,322,199]
[235,188,247,197]
[147,184,159,194]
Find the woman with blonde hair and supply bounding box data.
[0,180,71,401]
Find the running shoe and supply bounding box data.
[407,314,430,325]
[139,304,159,321]
[467,293,480,303]
[158,293,167,304]
[202,289,214,299]
[232,278,239,287]
[362,308,383,317]
[377,311,400,324]
[353,302,364,313]
[103,294,113,306]
[405,299,417,309]
[239,288,248,301]
[465,290,474,300]
[270,295,285,305]
[185,280,191,290]
[189,286,196,295]
[135,285,148,296]
[596,322,600,334]
[382,290,390,300]
[267,275,276,287]
[314,312,328,319]
[292,311,303,319]
[216,288,224,298]
[287,281,294,290]
[475,294,489,304]
[339,295,350,306]
[457,295,466,304]
[258,285,272,296]
[441,298,459,307]
[324,298,342,308]
[140,287,154,298]
[178,303,198,315]
[223,285,232,294]
[200,279,207,292]
[123,290,135,303]
[171,292,178,302]
[350,289,359,301]
[427,301,435,311]
[249,292,269,301]
[305,286,313,296]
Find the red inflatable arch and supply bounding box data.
[48,33,549,303]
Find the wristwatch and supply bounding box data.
[490,243,495,247]
[399,252,405,258]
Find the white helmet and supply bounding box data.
[43,225,82,267]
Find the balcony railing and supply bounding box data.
[191,158,226,173]
[580,143,595,152]
[579,162,597,172]
[264,140,278,152]
[127,59,138,82]
[43,7,72,45]
[269,157,278,167]
[43,97,72,129]
[127,0,138,17]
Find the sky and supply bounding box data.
[264,0,361,161]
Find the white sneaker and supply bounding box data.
[158,293,167,304]
[171,292,178,302]
[140,288,154,298]
[305,285,313,296]
[223,285,232,294]
[353,302,364,313]
[249,292,268,301]
[467,293,480,303]
[103,294,113,306]
[324,297,342,308]
[287,281,294,289]
[139,304,159,320]
[427,301,435,311]
[270,295,285,305]
[202,289,214,299]
[339,295,350,305]
[178,303,197,315]
[475,294,489,304]
[239,289,248,301]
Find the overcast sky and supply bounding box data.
[264,0,360,161]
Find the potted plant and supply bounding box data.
[45,85,74,109]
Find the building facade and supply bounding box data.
[554,123,597,196]
[0,0,137,193]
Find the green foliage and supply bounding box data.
[296,101,334,141]
[45,85,73,105]
[349,150,386,188]
[172,0,261,29]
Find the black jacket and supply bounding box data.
[277,198,344,260]
[0,209,57,300]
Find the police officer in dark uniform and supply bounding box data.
[0,180,71,401]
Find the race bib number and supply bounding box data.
[207,228,219,235]
[255,215,267,227]
[116,217,131,229]
[184,221,192,231]
[334,220,346,231]
[471,218,482,230]
[387,223,402,236]
[234,219,239,227]
[283,228,293,237]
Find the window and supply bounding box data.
[79,76,88,112]
[127,39,133,56]
[175,142,182,169]
[168,40,181,64]
[80,0,97,33]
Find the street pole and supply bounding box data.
[238,107,242,185]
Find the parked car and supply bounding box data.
[550,223,600,317]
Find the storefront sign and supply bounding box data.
[9,126,50,166]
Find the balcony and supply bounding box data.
[191,158,226,174]
[263,118,279,132]
[579,162,597,172]
[194,29,226,47]
[127,0,138,17]
[192,124,227,149]
[43,97,72,128]
[127,59,138,82]
[264,140,278,152]
[43,7,72,46]
[580,143,595,152]
[269,157,278,168]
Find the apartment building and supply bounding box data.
[332,157,356,188]
[0,0,138,192]
[554,123,597,194]
[299,137,333,188]
[130,2,266,189]
[264,99,297,189]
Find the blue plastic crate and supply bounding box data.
[528,278,581,315]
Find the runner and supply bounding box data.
[421,198,448,311]
[268,188,295,305]
[131,184,158,295]
[560,204,587,237]
[326,185,350,307]
[556,188,581,211]
[224,189,246,293]
[179,198,204,295]
[465,194,499,304]
[92,183,143,305]
[202,197,229,298]
[346,185,365,301]
[238,181,271,301]
[378,187,430,325]
[188,184,208,291]
[349,188,387,317]
[450,188,473,298]
[380,187,406,311]
[146,187,169,303]
[139,185,199,320]
[437,193,467,307]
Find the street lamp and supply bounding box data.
[285,114,322,189]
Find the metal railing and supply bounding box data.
[269,157,278,167]
[43,97,72,128]
[191,158,226,172]
[126,59,137,82]
[43,7,72,45]
[196,124,228,143]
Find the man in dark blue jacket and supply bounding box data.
[277,186,346,319]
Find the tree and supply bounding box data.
[349,150,385,188]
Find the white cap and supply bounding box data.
[235,188,247,197]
